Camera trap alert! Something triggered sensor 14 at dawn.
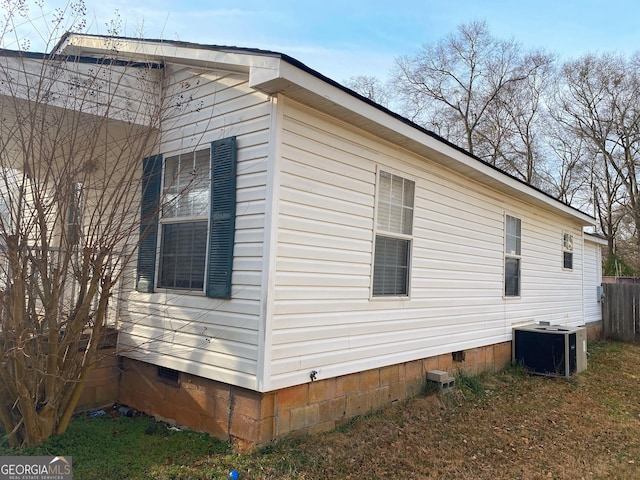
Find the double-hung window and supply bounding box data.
[504,215,521,297]
[373,170,415,297]
[563,233,573,270]
[136,137,237,298]
[159,149,210,290]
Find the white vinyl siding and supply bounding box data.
[268,98,587,390]
[120,65,272,390]
[0,55,161,126]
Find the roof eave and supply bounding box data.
[57,34,595,227]
[250,61,595,227]
[585,232,609,245]
[56,33,282,74]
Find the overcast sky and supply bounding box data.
[10,0,640,83]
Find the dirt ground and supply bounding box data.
[246,341,640,479]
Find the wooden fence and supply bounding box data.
[602,283,640,341]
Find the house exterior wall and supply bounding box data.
[118,64,273,390]
[0,55,161,126]
[583,236,604,325]
[110,57,602,449]
[267,97,590,391]
[3,38,604,448]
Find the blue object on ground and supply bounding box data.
[88,410,106,417]
[228,470,239,480]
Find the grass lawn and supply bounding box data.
[2,340,640,479]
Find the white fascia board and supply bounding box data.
[58,34,279,73]
[250,59,595,227]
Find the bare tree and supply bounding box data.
[0,1,167,446]
[392,20,551,166]
[390,19,640,268]
[344,75,390,107]
[484,51,555,185]
[557,52,640,257]
[548,132,597,204]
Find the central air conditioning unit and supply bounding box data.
[512,324,587,377]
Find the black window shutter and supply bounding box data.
[206,137,237,298]
[136,154,162,293]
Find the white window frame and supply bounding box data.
[156,147,211,292]
[504,214,521,298]
[562,232,574,270]
[371,168,415,299]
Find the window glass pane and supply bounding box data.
[377,171,415,235]
[163,149,210,219]
[505,215,521,255]
[159,221,208,289]
[389,203,402,232]
[505,257,520,296]
[163,155,179,193]
[403,179,415,208]
[163,155,179,218]
[187,150,210,217]
[373,235,409,296]
[402,206,413,236]
[377,200,390,231]
[391,175,404,205]
[402,181,414,235]
[376,172,391,231]
[505,237,513,255]
[563,233,573,251]
[563,252,573,270]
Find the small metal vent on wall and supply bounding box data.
[157,366,180,387]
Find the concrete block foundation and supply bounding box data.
[117,341,513,449]
[79,323,605,449]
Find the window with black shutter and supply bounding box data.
[136,137,236,298]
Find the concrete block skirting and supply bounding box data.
[116,340,513,449]
[79,322,605,449]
